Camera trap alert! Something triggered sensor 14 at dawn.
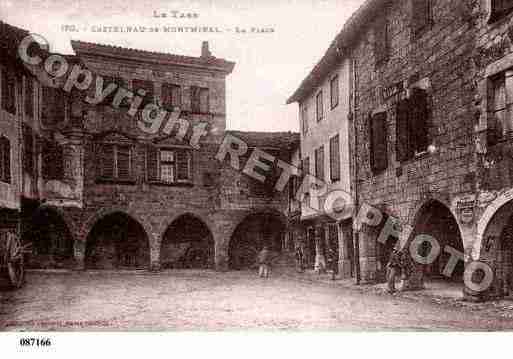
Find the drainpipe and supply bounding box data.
[350,55,361,285]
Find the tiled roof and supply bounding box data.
[227,130,299,150]
[287,0,389,104]
[71,40,235,74]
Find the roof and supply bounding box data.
[226,130,300,151]
[287,0,389,104]
[0,21,30,66]
[71,40,235,75]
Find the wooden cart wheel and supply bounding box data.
[5,233,24,289]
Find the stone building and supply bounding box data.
[287,39,355,278]
[0,21,299,274]
[294,0,513,300]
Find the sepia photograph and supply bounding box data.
[1,0,513,357]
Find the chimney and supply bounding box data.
[201,41,212,58]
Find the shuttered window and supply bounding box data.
[302,157,310,176]
[102,76,127,106]
[25,77,34,117]
[302,104,309,135]
[132,79,154,109]
[0,137,11,183]
[146,147,192,184]
[316,91,323,122]
[369,112,388,173]
[22,124,34,174]
[315,146,325,181]
[191,86,209,113]
[330,134,340,182]
[410,88,429,154]
[491,0,513,21]
[98,144,132,181]
[42,86,66,127]
[42,140,64,180]
[330,76,339,109]
[374,16,389,65]
[395,89,430,162]
[2,69,16,114]
[412,0,432,37]
[161,83,181,111]
[396,99,413,162]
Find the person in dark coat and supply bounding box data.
[295,244,305,273]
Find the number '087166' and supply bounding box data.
[19,338,52,347]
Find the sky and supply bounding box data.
[0,0,365,132]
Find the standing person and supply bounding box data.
[257,246,271,278]
[295,244,305,273]
[386,249,403,293]
[327,247,338,281]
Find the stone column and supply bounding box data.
[358,223,378,284]
[338,223,353,279]
[149,234,161,272]
[314,225,326,273]
[73,239,86,270]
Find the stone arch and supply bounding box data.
[475,191,513,260]
[84,210,151,269]
[228,207,288,270]
[405,198,465,287]
[23,205,75,269]
[160,212,215,269]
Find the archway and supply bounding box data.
[229,212,286,270]
[23,207,74,269]
[411,200,464,283]
[85,212,149,269]
[479,199,513,297]
[160,214,214,269]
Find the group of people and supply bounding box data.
[257,242,409,292]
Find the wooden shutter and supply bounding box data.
[100,144,115,179]
[330,135,340,181]
[25,77,34,117]
[370,112,388,173]
[176,150,190,181]
[191,86,200,113]
[396,99,412,162]
[117,145,131,180]
[0,137,10,183]
[199,88,209,113]
[412,0,431,35]
[410,88,429,154]
[22,124,34,174]
[146,146,159,182]
[374,16,389,64]
[315,146,324,181]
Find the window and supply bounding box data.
[161,83,181,111]
[302,157,310,177]
[147,147,192,184]
[1,68,16,114]
[102,76,127,107]
[330,134,340,182]
[315,146,325,181]
[301,104,309,135]
[490,0,513,22]
[191,86,209,113]
[370,112,388,173]
[488,72,513,143]
[97,143,132,182]
[396,88,430,162]
[22,124,34,174]
[330,76,339,109]
[25,77,34,117]
[374,16,389,65]
[132,79,154,109]
[412,0,432,37]
[0,137,10,183]
[42,140,64,180]
[316,91,323,122]
[42,86,66,127]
